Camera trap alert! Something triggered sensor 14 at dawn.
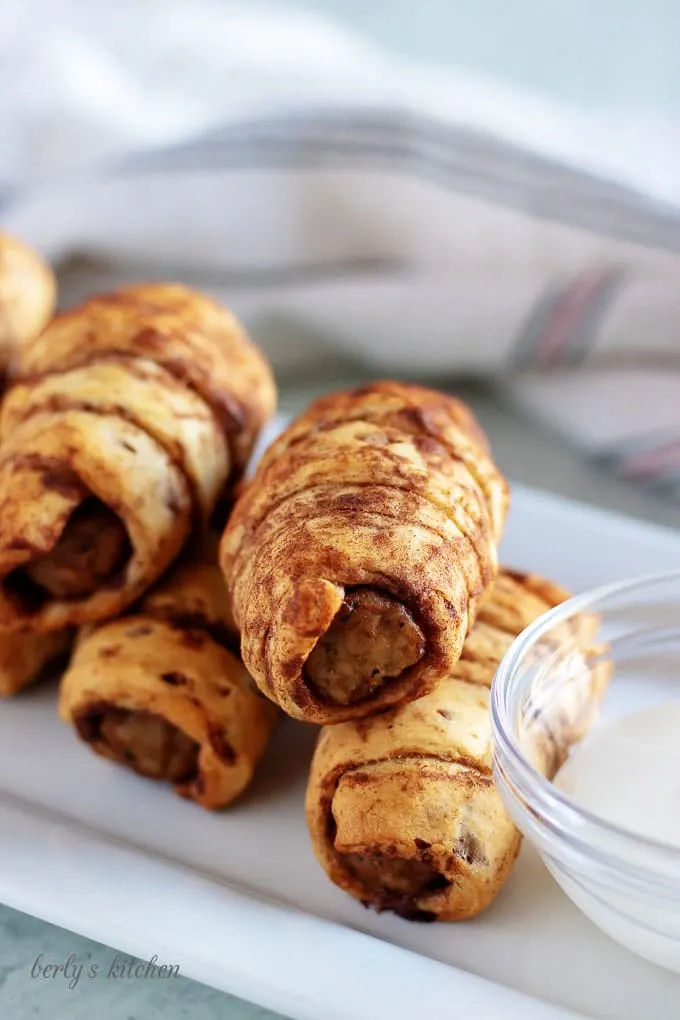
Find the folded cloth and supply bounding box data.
[1,1,679,497]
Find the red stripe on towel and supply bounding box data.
[536,269,610,369]
[621,439,680,479]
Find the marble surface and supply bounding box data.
[0,909,280,1020]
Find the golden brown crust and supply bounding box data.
[0,284,275,632]
[221,381,509,723]
[2,357,231,521]
[0,410,191,631]
[140,532,239,650]
[59,555,277,810]
[257,381,505,539]
[305,568,607,921]
[0,628,72,697]
[16,283,276,472]
[0,233,56,381]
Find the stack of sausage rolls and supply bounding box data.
[0,233,608,916]
[0,243,278,809]
[220,380,609,920]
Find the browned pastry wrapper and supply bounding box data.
[306,569,609,921]
[0,284,276,632]
[0,233,56,384]
[221,381,509,724]
[59,552,277,810]
[0,629,72,697]
[142,555,239,651]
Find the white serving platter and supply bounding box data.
[1,483,680,1020]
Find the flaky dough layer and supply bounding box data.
[0,628,72,697]
[0,284,275,632]
[222,381,509,723]
[59,549,277,810]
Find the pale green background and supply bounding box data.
[2,2,679,1018]
[307,0,680,110]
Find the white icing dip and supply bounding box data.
[555,701,680,848]
[550,702,680,972]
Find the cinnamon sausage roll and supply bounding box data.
[306,570,608,920]
[0,284,276,632]
[59,550,277,810]
[221,381,509,723]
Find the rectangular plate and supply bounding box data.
[1,484,680,1020]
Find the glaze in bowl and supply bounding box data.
[491,571,680,973]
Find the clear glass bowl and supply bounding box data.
[491,570,680,973]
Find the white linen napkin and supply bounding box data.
[2,0,680,498]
